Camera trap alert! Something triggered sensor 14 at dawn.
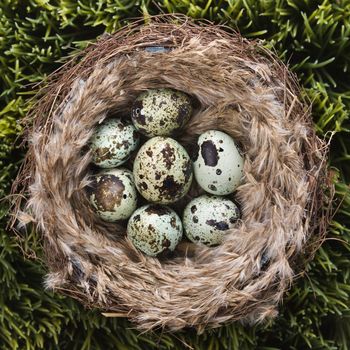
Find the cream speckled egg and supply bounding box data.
[133,137,193,204]
[89,118,140,168]
[193,130,244,195]
[88,168,137,221]
[131,88,192,137]
[183,195,240,246]
[127,204,183,256]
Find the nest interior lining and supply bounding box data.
[11,16,328,332]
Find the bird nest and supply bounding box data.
[10,15,331,332]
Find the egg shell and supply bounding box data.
[193,130,244,195]
[133,136,193,204]
[131,88,192,137]
[127,204,183,256]
[88,168,137,221]
[89,118,140,168]
[183,195,240,246]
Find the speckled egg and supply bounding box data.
[193,130,244,195]
[183,195,240,246]
[127,204,183,256]
[88,168,137,221]
[131,88,192,137]
[133,137,193,204]
[89,118,140,168]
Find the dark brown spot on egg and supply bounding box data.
[94,147,113,162]
[206,219,229,231]
[209,184,217,191]
[158,175,183,200]
[193,216,198,223]
[159,119,165,126]
[139,182,148,190]
[148,224,156,233]
[201,140,219,166]
[145,204,171,216]
[146,149,153,157]
[132,100,146,125]
[161,143,175,170]
[122,140,130,148]
[114,141,123,149]
[93,175,125,212]
[216,169,222,175]
[171,93,178,101]
[155,171,162,180]
[190,205,197,213]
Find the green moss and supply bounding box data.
[0,0,349,349]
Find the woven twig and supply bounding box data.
[10,15,331,332]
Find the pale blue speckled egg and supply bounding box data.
[193,130,244,195]
[183,195,240,246]
[127,204,183,256]
[89,118,140,168]
[131,88,192,137]
[88,168,137,222]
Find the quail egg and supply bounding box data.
[131,88,192,137]
[133,136,193,204]
[183,195,240,246]
[193,130,244,195]
[88,168,137,221]
[89,118,140,168]
[127,204,183,256]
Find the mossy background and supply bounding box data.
[0,0,349,349]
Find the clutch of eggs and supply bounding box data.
[84,87,245,256]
